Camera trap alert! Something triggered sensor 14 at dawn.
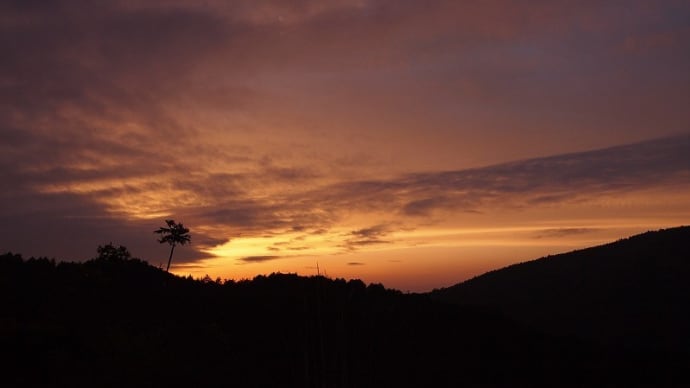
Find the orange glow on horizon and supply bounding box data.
[3,1,689,293]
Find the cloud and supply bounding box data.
[533,228,598,239]
[350,224,391,239]
[402,197,449,217]
[308,134,690,218]
[402,196,481,217]
[238,255,282,263]
[1,0,689,269]
[347,262,365,266]
[342,224,394,249]
[2,133,688,263]
[0,188,209,264]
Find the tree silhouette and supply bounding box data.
[96,243,132,262]
[154,219,191,272]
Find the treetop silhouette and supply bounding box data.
[96,243,132,262]
[154,219,191,272]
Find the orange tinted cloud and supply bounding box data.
[1,1,689,290]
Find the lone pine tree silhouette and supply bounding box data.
[154,219,191,272]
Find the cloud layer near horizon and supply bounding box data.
[1,1,689,288]
[3,133,689,263]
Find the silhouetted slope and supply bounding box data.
[1,248,687,387]
[0,254,545,387]
[433,226,690,352]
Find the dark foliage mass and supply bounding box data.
[433,226,690,353]
[1,228,689,387]
[433,226,690,386]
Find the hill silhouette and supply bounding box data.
[432,226,690,354]
[2,229,689,387]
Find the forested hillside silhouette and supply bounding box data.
[2,228,689,387]
[433,226,690,354]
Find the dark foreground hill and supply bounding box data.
[433,226,690,354]
[1,230,688,387]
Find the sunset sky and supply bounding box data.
[2,0,689,291]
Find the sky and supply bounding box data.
[1,0,689,291]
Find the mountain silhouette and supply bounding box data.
[432,226,690,353]
[2,228,689,387]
